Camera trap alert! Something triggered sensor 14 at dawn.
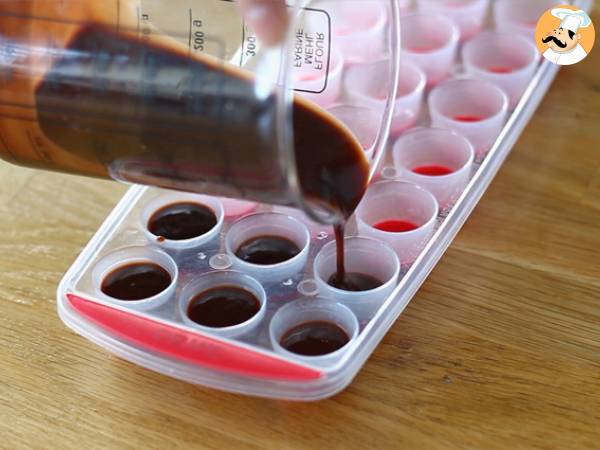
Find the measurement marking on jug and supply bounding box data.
[140,12,151,41]
[240,24,258,66]
[0,132,7,152]
[0,38,19,85]
[26,130,52,164]
[136,6,140,36]
[190,12,205,53]
[116,0,121,33]
[0,131,17,162]
[188,9,192,51]
[0,100,35,111]
[246,35,257,58]
[239,21,246,67]
[291,8,332,95]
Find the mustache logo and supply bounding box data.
[542,35,568,48]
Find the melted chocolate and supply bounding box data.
[148,202,217,240]
[187,286,261,328]
[101,262,171,300]
[327,272,383,292]
[235,235,300,265]
[281,321,350,356]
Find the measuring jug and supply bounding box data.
[0,0,400,223]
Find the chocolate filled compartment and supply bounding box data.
[225,212,311,283]
[91,245,178,311]
[313,236,400,321]
[178,271,267,339]
[269,298,359,365]
[140,193,225,251]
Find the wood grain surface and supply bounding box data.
[1,7,600,450]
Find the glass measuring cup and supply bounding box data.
[0,0,400,224]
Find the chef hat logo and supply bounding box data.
[553,8,592,33]
[534,5,595,66]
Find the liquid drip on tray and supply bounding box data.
[101,262,171,301]
[187,286,261,328]
[281,321,350,356]
[148,202,217,240]
[235,236,301,265]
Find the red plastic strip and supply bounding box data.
[68,294,323,382]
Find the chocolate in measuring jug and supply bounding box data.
[0,0,399,278]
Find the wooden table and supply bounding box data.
[1,14,600,450]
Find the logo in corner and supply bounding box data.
[535,5,595,66]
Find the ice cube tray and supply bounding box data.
[57,0,593,401]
